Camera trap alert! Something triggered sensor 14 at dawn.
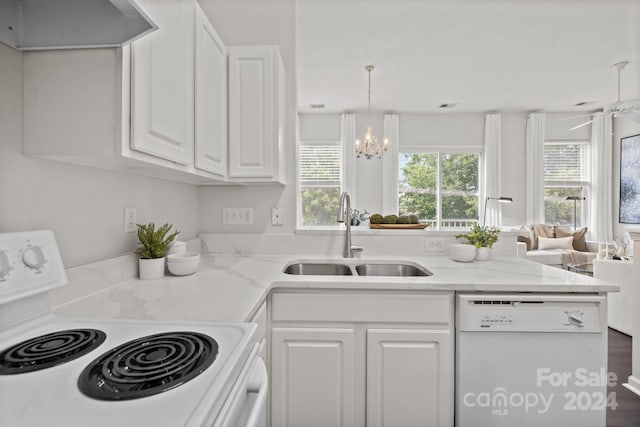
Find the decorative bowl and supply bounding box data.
[450,244,476,262]
[166,252,200,276]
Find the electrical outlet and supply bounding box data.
[271,207,282,226]
[424,237,445,252]
[223,208,254,225]
[124,208,137,233]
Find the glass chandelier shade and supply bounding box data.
[355,65,389,159]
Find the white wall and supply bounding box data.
[198,0,296,233]
[0,43,199,267]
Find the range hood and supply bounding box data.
[0,0,157,50]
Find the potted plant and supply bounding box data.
[455,224,501,261]
[135,222,179,279]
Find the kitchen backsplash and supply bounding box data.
[197,232,519,257]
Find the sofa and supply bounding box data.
[516,224,598,268]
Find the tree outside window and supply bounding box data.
[543,141,590,227]
[299,144,342,226]
[399,152,479,229]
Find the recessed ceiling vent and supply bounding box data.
[310,104,325,109]
[574,101,596,107]
[439,103,458,109]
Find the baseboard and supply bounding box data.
[623,375,640,397]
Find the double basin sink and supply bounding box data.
[283,262,432,277]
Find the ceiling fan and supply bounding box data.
[564,61,640,131]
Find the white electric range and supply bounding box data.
[0,231,267,427]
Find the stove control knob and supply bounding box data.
[0,250,13,280]
[568,311,584,327]
[22,246,47,269]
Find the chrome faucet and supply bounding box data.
[337,192,363,258]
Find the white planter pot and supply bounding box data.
[475,247,490,261]
[139,257,166,280]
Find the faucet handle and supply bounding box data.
[351,245,363,254]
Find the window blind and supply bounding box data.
[544,143,588,183]
[299,145,342,187]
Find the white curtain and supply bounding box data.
[382,113,400,215]
[483,113,502,226]
[590,113,613,242]
[526,112,546,225]
[341,113,357,206]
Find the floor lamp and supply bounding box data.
[565,196,585,230]
[482,196,513,226]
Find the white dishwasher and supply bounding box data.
[456,293,608,427]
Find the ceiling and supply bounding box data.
[296,0,640,114]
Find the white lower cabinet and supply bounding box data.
[366,329,452,427]
[271,328,356,427]
[269,291,454,427]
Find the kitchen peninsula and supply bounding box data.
[51,251,618,427]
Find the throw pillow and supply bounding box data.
[530,224,555,250]
[538,236,574,250]
[555,226,589,252]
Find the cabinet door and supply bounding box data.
[271,327,356,427]
[366,329,453,427]
[194,4,227,176]
[228,46,277,178]
[130,0,195,165]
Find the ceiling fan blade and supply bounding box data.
[569,120,593,131]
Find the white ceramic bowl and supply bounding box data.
[166,252,200,276]
[450,243,476,262]
[166,240,187,256]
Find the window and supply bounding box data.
[543,141,590,226]
[398,151,480,229]
[298,141,342,226]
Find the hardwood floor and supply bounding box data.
[607,328,640,426]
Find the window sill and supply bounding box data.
[296,226,526,236]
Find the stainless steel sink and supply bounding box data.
[355,263,432,277]
[283,263,353,276]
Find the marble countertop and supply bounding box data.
[52,254,619,324]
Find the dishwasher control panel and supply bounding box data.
[480,314,513,327]
[457,294,605,333]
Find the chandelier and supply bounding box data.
[355,65,389,159]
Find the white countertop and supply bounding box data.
[51,254,619,324]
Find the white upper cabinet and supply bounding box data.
[228,45,286,184]
[23,0,229,185]
[130,0,195,166]
[194,4,227,177]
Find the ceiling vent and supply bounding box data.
[438,103,458,109]
[0,0,157,51]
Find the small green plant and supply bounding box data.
[135,223,180,259]
[455,224,500,249]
